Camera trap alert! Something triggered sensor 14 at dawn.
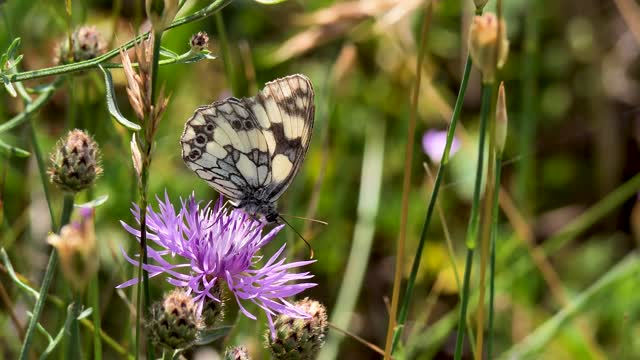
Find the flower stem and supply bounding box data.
[19,193,74,360]
[453,82,493,360]
[89,275,103,360]
[487,154,503,360]
[66,293,83,360]
[383,4,432,358]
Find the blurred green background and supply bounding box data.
[2,0,640,359]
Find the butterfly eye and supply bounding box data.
[205,123,215,133]
[195,134,207,145]
[244,121,254,130]
[188,148,201,160]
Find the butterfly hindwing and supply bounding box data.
[181,74,314,213]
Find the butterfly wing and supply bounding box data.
[247,74,315,201]
[180,74,314,205]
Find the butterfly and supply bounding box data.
[180,74,315,223]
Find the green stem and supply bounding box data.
[0,78,63,134]
[215,11,236,94]
[391,54,474,352]
[19,194,74,360]
[487,155,502,360]
[5,0,232,83]
[454,82,493,360]
[66,293,83,360]
[26,122,57,229]
[150,30,163,104]
[89,275,102,360]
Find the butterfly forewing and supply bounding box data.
[180,74,314,217]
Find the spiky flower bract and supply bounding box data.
[266,298,328,360]
[48,129,102,193]
[148,289,202,350]
[118,192,317,335]
[225,346,251,360]
[55,25,106,64]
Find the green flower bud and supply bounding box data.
[55,26,106,65]
[224,346,251,360]
[201,283,225,328]
[48,129,102,193]
[190,31,210,52]
[266,298,328,360]
[148,289,203,350]
[468,12,509,83]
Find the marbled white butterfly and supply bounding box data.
[180,74,314,223]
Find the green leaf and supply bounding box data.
[77,307,93,320]
[74,194,109,209]
[193,325,233,345]
[3,75,17,97]
[160,47,179,59]
[0,138,30,157]
[98,65,141,131]
[6,37,21,59]
[253,0,289,3]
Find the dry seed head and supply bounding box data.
[149,289,203,350]
[468,12,509,83]
[266,298,328,360]
[55,26,106,65]
[224,346,251,360]
[496,82,508,154]
[48,129,102,193]
[190,32,210,52]
[146,0,179,32]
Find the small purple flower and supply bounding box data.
[422,130,460,163]
[118,192,316,335]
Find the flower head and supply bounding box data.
[149,288,202,350]
[47,207,97,292]
[55,25,106,65]
[118,193,316,335]
[48,129,102,193]
[468,12,509,82]
[190,31,210,52]
[422,130,460,163]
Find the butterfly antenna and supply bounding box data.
[278,215,315,259]
[279,213,328,225]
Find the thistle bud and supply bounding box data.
[47,207,97,292]
[190,32,210,52]
[474,0,489,9]
[225,346,251,360]
[468,12,509,83]
[266,298,328,360]
[55,25,106,65]
[48,129,102,193]
[495,82,508,154]
[201,283,225,328]
[146,0,179,32]
[149,289,203,350]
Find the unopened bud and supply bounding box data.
[190,32,210,52]
[468,12,509,83]
[48,129,102,193]
[146,0,179,32]
[496,82,508,154]
[55,26,106,65]
[266,298,328,360]
[47,207,97,292]
[149,289,202,350]
[225,346,251,360]
[474,0,489,9]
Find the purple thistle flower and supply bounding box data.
[117,192,316,335]
[422,130,460,163]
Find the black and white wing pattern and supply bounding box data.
[180,74,314,221]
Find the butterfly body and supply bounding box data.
[180,74,315,223]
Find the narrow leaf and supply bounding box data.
[98,65,141,131]
[6,37,21,59]
[0,138,30,157]
[77,307,93,320]
[74,194,109,209]
[193,325,233,345]
[160,47,179,59]
[3,76,17,97]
